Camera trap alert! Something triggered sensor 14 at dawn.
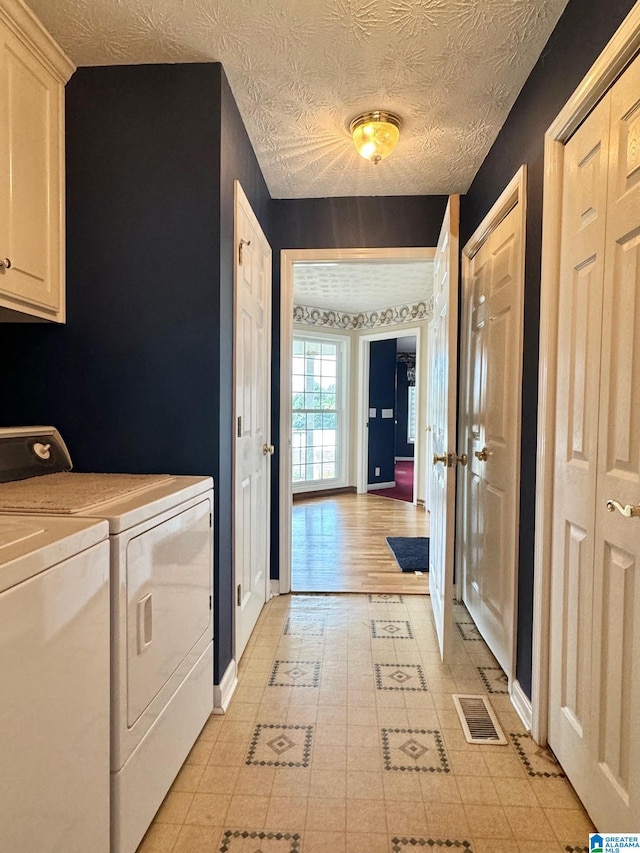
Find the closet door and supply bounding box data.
[462,202,523,679]
[590,54,640,829]
[548,53,640,830]
[548,90,610,805]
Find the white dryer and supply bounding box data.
[0,513,110,853]
[0,427,215,853]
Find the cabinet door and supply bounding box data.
[0,21,63,318]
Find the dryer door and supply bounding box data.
[126,498,212,726]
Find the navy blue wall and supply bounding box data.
[0,62,271,685]
[395,360,415,459]
[461,0,636,698]
[1,64,222,474]
[368,338,397,485]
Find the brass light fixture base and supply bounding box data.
[350,110,402,165]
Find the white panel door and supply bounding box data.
[548,53,640,830]
[428,195,459,662]
[462,202,524,678]
[590,54,640,829]
[234,182,272,662]
[548,89,611,805]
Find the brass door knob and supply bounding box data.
[262,444,275,455]
[606,499,640,518]
[433,453,448,465]
[456,454,468,466]
[474,447,493,462]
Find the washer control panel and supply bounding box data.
[0,427,72,483]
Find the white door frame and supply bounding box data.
[279,246,435,595]
[356,325,424,497]
[532,4,640,744]
[458,165,527,717]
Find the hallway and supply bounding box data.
[137,594,594,853]
[291,493,429,594]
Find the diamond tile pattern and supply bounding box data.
[455,621,484,642]
[392,840,473,851]
[246,724,313,768]
[268,660,321,688]
[511,732,567,778]
[375,663,428,692]
[136,592,594,853]
[368,594,404,604]
[283,615,326,637]
[382,727,449,773]
[476,665,509,694]
[219,830,301,853]
[370,619,415,639]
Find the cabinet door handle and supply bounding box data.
[0,258,11,269]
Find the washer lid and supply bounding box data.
[0,515,108,592]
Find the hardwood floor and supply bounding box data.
[291,492,430,593]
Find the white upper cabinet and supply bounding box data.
[0,0,74,322]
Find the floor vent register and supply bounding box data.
[452,694,508,745]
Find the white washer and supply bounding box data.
[0,513,110,853]
[0,427,215,853]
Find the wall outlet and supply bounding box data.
[375,467,380,476]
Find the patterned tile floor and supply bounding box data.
[137,595,595,853]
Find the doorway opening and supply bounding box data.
[365,334,417,504]
[279,248,434,595]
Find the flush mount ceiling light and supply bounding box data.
[349,110,402,165]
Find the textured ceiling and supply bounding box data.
[25,0,569,198]
[293,260,433,314]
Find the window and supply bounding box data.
[407,385,416,444]
[292,335,346,487]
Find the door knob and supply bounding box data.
[433,452,459,467]
[474,447,493,462]
[262,444,275,455]
[606,499,640,518]
[0,258,11,269]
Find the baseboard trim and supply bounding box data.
[293,486,356,501]
[416,499,425,509]
[269,579,280,598]
[368,481,395,490]
[510,678,533,731]
[213,658,237,715]
[395,457,414,461]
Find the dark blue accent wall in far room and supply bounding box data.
[460,0,636,699]
[368,338,397,485]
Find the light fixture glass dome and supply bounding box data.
[350,110,402,165]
